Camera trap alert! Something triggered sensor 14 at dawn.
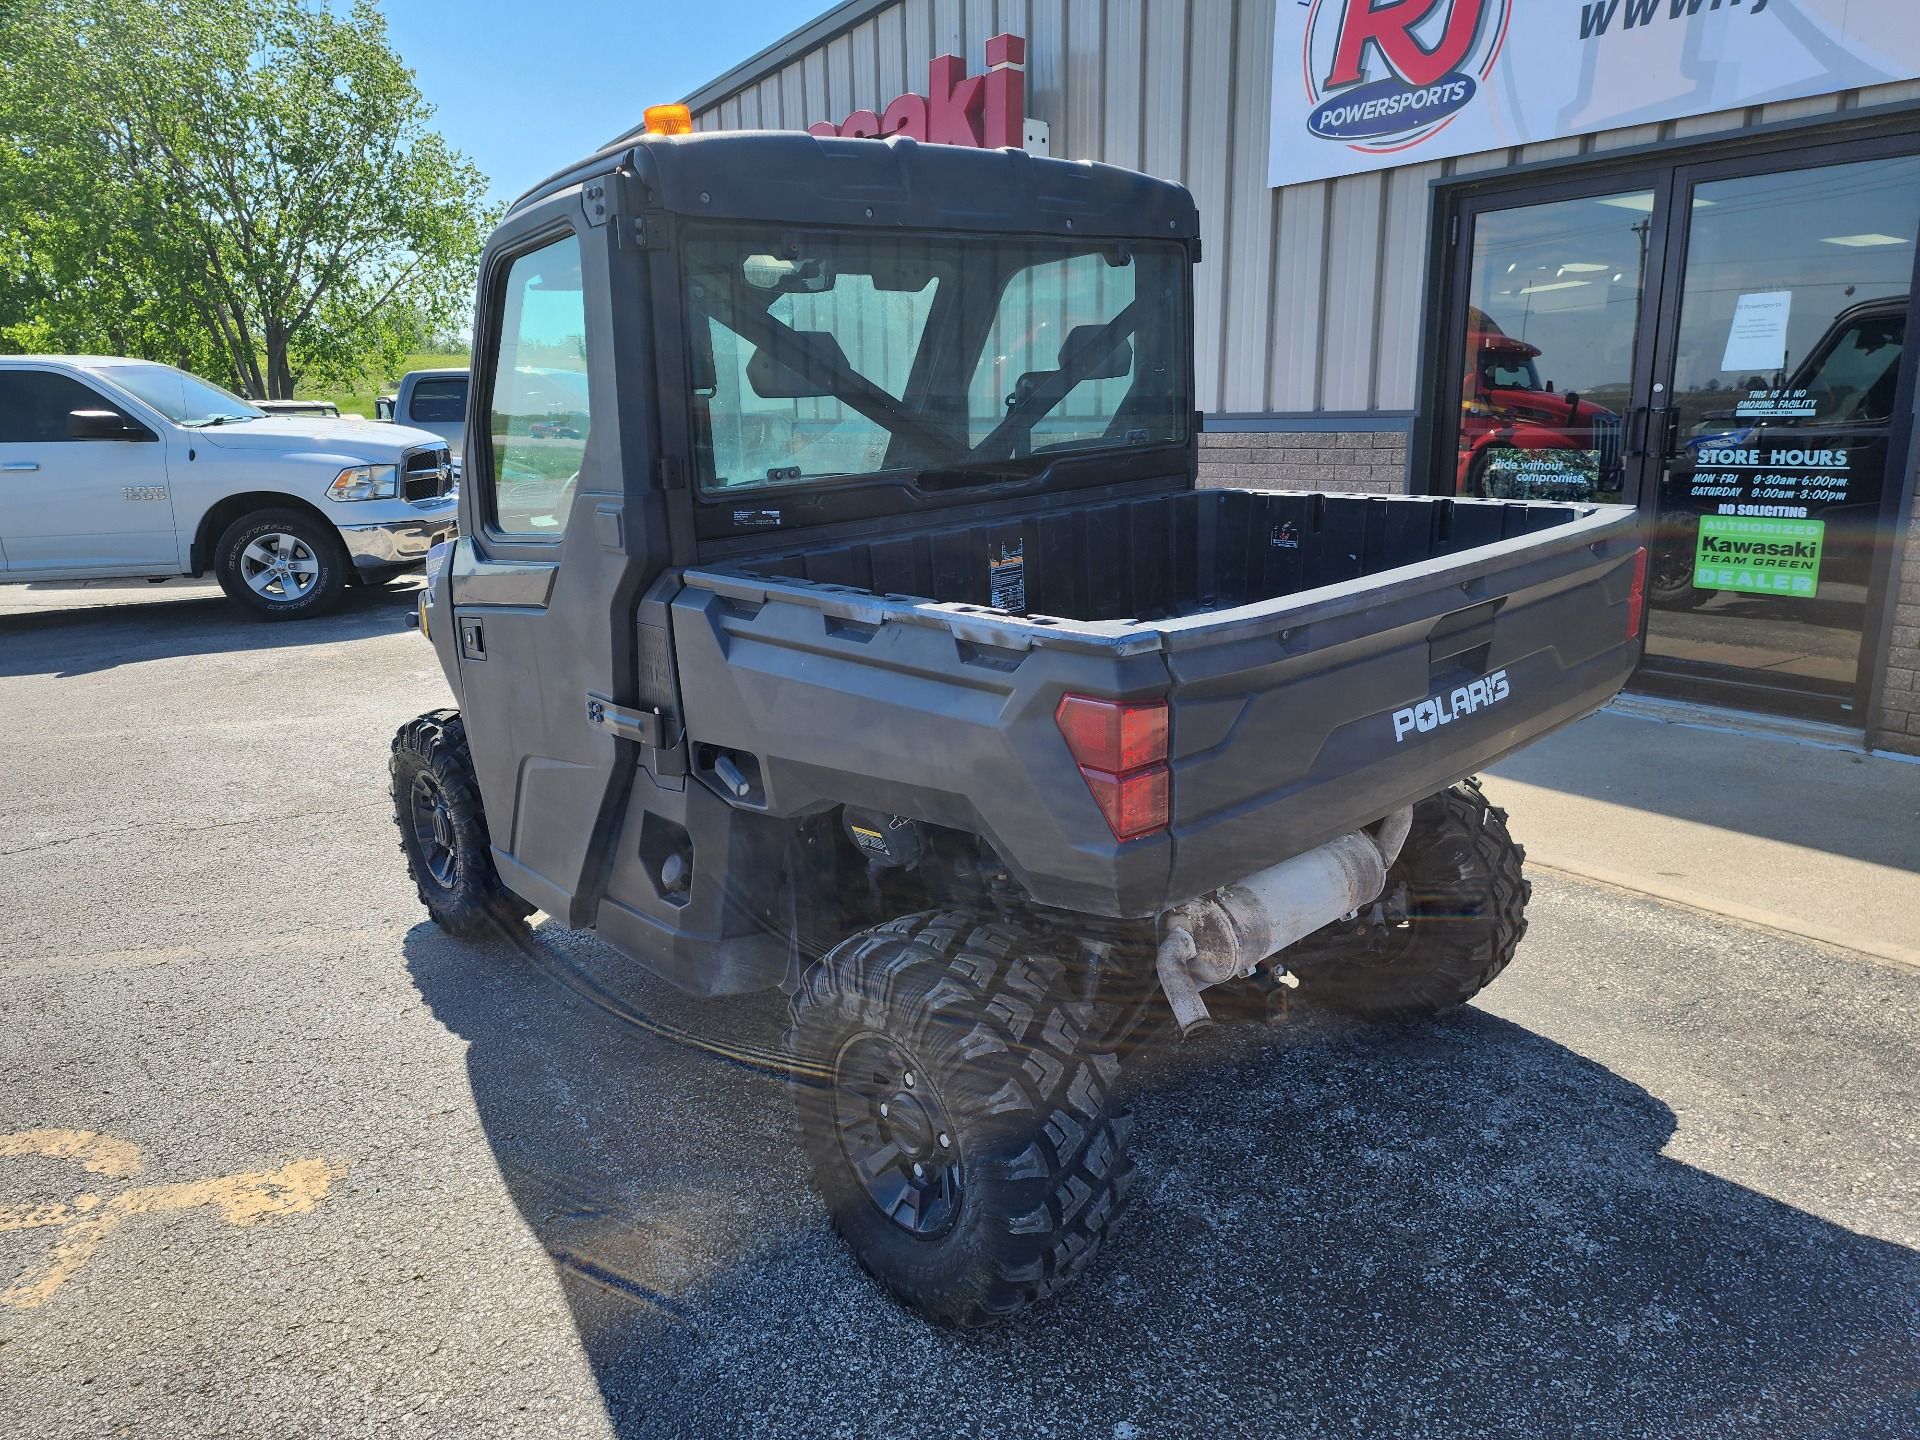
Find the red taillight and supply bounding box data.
[1079,765,1171,842]
[1055,694,1170,841]
[1627,547,1649,638]
[1054,694,1168,772]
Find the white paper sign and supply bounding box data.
[1272,2,1920,189]
[1721,291,1793,374]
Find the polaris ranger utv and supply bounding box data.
[392,128,1647,1327]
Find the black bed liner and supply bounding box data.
[708,489,1592,625]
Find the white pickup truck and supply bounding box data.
[0,355,458,619]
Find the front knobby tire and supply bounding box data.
[1291,779,1530,1024]
[787,912,1135,1328]
[390,710,533,938]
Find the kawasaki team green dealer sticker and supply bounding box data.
[1693,515,1825,598]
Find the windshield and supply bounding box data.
[1795,312,1905,424]
[90,362,265,425]
[1480,349,1544,393]
[684,227,1189,494]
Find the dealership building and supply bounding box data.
[638,0,1920,753]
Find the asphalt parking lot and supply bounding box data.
[3,578,1918,1440]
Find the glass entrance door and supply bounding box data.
[1446,181,1670,509]
[1641,153,1920,720]
[1439,143,1920,724]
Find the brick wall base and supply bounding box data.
[1875,503,1920,755]
[1197,429,1410,494]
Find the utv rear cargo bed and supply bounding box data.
[673,489,1644,916]
[709,488,1604,626]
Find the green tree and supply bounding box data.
[0,0,492,397]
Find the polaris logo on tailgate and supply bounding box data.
[1392,670,1511,743]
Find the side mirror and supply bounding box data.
[68,409,154,441]
[1056,324,1133,382]
[1565,391,1582,414]
[746,329,851,400]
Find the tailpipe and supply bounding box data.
[1155,809,1413,1038]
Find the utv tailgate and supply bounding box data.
[677,494,1643,917]
[1153,503,1641,901]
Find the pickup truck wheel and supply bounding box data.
[389,710,533,938]
[214,509,347,619]
[787,912,1135,1328]
[1289,779,1529,1024]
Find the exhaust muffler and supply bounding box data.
[1155,809,1413,1037]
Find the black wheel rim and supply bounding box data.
[832,1032,963,1239]
[1649,546,1698,603]
[409,773,459,889]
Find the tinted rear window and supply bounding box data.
[408,377,468,424]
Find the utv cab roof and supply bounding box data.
[505,131,1200,242]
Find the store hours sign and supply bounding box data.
[1272,0,1920,188]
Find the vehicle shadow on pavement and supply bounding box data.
[407,923,1920,1440]
[0,580,422,679]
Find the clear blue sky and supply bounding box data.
[375,1,827,206]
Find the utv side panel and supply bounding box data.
[666,585,1176,917]
[592,771,796,997]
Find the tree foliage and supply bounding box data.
[0,0,493,396]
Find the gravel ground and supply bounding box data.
[2,578,1916,1440]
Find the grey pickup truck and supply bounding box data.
[390,129,1646,1327]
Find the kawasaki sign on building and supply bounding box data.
[1272,0,1920,186]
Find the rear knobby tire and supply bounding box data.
[1292,778,1529,1023]
[787,912,1135,1328]
[389,710,533,938]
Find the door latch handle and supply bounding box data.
[1,461,40,472]
[586,692,680,749]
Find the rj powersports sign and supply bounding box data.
[1272,0,1920,188]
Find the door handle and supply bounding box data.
[1626,406,1674,460]
[1,461,39,472]
[1626,406,1649,457]
[1642,405,1674,463]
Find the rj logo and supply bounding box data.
[0,1128,342,1309]
[1323,0,1499,90]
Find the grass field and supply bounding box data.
[302,350,469,418]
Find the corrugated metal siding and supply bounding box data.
[690,0,1920,417]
